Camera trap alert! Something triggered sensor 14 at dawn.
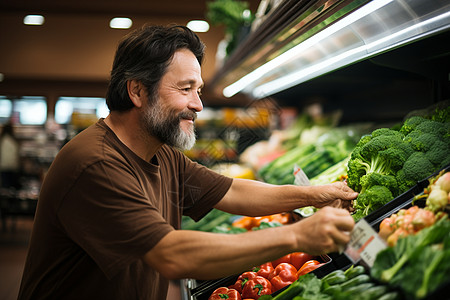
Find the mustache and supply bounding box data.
[179,110,197,121]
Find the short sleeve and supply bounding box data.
[175,152,233,221]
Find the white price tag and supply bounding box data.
[293,164,311,186]
[344,219,387,267]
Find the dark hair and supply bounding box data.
[106,24,205,111]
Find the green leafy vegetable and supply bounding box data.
[371,216,450,299]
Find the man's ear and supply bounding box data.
[127,80,145,108]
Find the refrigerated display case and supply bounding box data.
[180,0,450,299]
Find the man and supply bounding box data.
[18,25,357,299]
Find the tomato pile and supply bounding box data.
[208,252,325,300]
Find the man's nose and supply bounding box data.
[189,92,203,112]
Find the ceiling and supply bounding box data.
[0,0,200,19]
[0,0,261,21]
[0,0,262,106]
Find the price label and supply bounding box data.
[344,219,387,267]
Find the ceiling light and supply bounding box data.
[109,17,132,29]
[187,20,210,33]
[23,15,45,26]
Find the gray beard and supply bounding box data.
[141,100,197,151]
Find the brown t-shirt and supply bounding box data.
[18,119,233,300]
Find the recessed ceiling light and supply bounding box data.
[187,20,210,33]
[109,17,132,29]
[24,15,45,26]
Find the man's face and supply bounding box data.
[141,49,204,150]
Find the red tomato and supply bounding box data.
[208,287,242,300]
[271,254,291,268]
[289,252,315,270]
[296,260,324,277]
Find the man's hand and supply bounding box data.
[293,206,354,255]
[312,181,358,211]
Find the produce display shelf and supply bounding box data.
[185,254,332,300]
[181,165,450,299]
[329,164,450,300]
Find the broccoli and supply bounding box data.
[354,185,393,217]
[348,108,449,220]
[415,119,449,137]
[431,105,450,123]
[351,209,366,222]
[438,156,450,170]
[347,130,410,193]
[399,115,428,135]
[347,134,373,191]
[402,152,435,182]
[404,131,439,152]
[349,134,372,159]
[378,144,413,172]
[396,169,416,194]
[371,127,405,139]
[425,140,450,166]
[360,172,398,196]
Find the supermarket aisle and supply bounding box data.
[0,217,32,300]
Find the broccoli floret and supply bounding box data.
[371,128,405,139]
[439,157,450,170]
[360,172,398,196]
[347,130,411,192]
[347,158,367,192]
[404,131,439,152]
[396,169,416,194]
[352,209,366,222]
[399,115,428,135]
[378,144,412,173]
[350,134,372,160]
[425,140,450,166]
[354,185,393,216]
[360,133,404,159]
[431,105,450,123]
[415,119,449,137]
[347,134,374,191]
[402,152,435,182]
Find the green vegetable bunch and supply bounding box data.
[348,106,450,221]
[257,265,398,300]
[259,126,362,185]
[371,216,450,299]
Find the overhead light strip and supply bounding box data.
[222,0,394,98]
[252,10,450,98]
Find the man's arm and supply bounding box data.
[214,178,358,216]
[143,206,354,280]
